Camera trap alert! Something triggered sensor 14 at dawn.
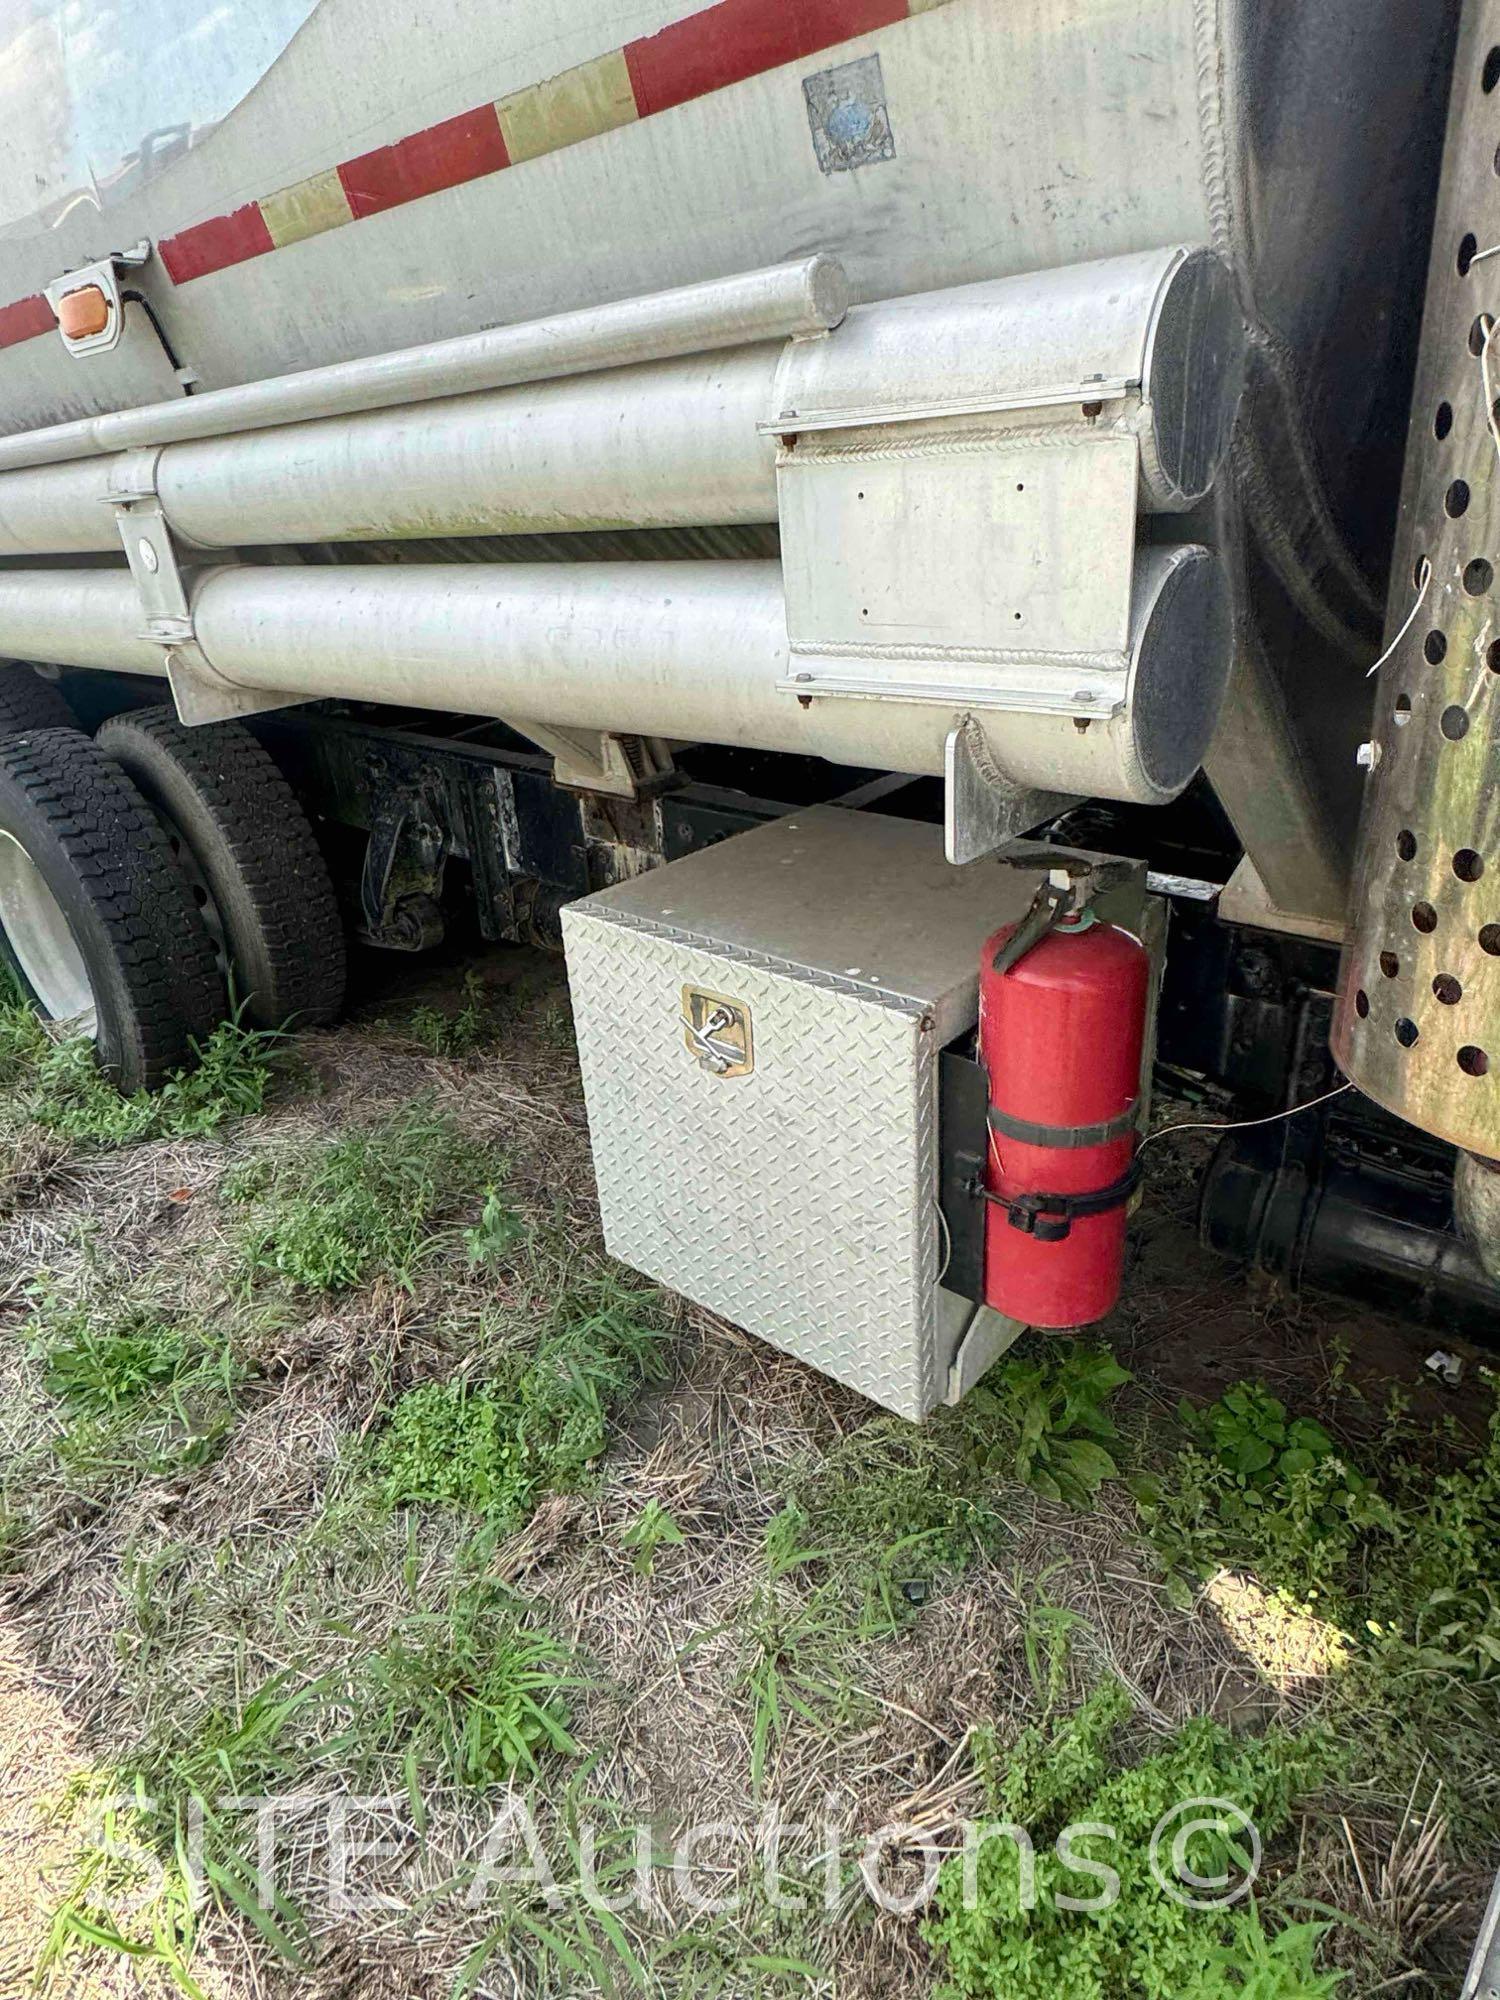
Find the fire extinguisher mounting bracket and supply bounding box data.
[978,1157,1144,1241]
[990,847,1141,973]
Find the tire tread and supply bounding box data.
[0,664,74,736]
[0,727,224,1087]
[96,707,346,1028]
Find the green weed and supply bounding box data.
[29,1285,244,1486]
[453,1776,654,1994]
[39,1777,209,2000]
[789,1345,1131,1618]
[0,981,280,1146]
[796,1412,1000,1575]
[537,995,575,1051]
[1190,1917,1346,1998]
[405,970,499,1057]
[358,1581,582,1786]
[42,1307,188,1412]
[925,1682,1338,2000]
[966,1347,1130,1506]
[718,1504,892,1795]
[80,1577,582,1989]
[464,1185,524,1267]
[619,1497,684,1575]
[0,974,48,1084]
[375,1280,670,1524]
[229,1106,497,1292]
[1133,1377,1500,1666]
[1130,1383,1392,1611]
[1133,1373,1500,1873]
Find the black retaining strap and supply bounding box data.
[987,1100,1140,1149]
[977,1156,1144,1243]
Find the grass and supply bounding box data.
[618,1497,684,1575]
[728,1503,894,1795]
[23,1280,247,1489]
[4,967,1491,2000]
[0,1496,23,1572]
[789,1344,1131,1616]
[79,1563,585,1980]
[0,966,282,1149]
[924,1679,1340,2000]
[373,1270,672,1524]
[357,1579,584,1786]
[403,969,501,1057]
[38,1777,209,1999]
[1134,1379,1500,1735]
[41,1304,190,1412]
[1128,1371,1500,1984]
[464,1185,525,1266]
[227,1104,500,1292]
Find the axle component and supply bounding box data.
[1200,1113,1500,1342]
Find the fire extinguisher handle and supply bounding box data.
[991,878,1072,974]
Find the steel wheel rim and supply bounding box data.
[0,829,97,1035]
[154,809,230,980]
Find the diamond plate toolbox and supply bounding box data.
[561,808,1037,1418]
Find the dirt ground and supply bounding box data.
[0,942,1493,1999]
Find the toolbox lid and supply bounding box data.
[566,806,1041,1037]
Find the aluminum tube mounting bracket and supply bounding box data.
[107,449,313,726]
[944,715,1073,865]
[510,721,676,799]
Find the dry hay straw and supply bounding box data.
[0,965,1468,1995]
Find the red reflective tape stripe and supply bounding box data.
[337,105,509,220]
[625,0,905,117]
[626,0,801,114]
[0,294,54,349]
[3,0,908,308]
[159,203,275,284]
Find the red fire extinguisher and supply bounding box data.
[978,881,1150,1329]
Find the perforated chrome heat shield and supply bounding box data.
[561,808,1038,1419]
[1332,7,1500,1158]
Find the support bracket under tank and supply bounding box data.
[507,721,677,800]
[107,448,312,727]
[943,714,1072,864]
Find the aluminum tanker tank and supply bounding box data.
[0,0,1457,926]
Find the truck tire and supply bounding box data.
[95,707,346,1029]
[0,728,225,1091]
[0,663,73,736]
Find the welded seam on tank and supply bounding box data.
[791,640,1128,669]
[779,419,1124,464]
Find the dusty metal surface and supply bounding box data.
[0,0,1455,907]
[1332,3,1500,1159]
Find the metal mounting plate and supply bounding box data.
[777,421,1138,714]
[109,451,312,726]
[943,716,1073,865]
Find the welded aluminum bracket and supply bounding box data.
[107,450,312,726]
[510,721,676,799]
[945,1304,1026,1404]
[943,715,1073,865]
[1218,856,1348,946]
